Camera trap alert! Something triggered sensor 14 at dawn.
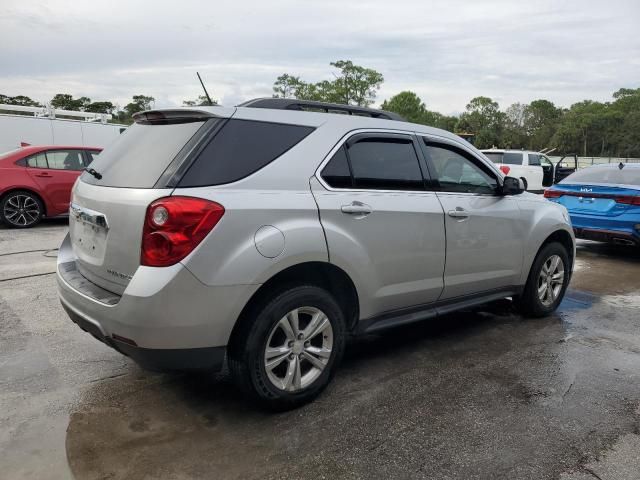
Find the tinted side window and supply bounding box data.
[347,138,424,191]
[321,147,352,188]
[27,153,48,169]
[528,153,541,166]
[179,119,315,187]
[46,150,85,170]
[503,152,523,165]
[425,143,498,194]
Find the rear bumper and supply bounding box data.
[61,301,226,371]
[569,212,640,245]
[573,227,639,246]
[56,233,260,371]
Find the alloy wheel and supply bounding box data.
[264,306,334,392]
[3,194,41,227]
[537,254,565,306]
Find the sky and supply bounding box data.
[0,0,639,115]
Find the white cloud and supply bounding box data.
[0,0,638,114]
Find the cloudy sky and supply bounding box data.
[0,0,638,114]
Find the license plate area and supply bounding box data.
[69,203,109,263]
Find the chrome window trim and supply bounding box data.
[314,128,434,194]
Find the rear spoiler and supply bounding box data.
[133,107,234,125]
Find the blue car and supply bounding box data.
[544,163,640,246]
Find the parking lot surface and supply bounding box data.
[1,220,640,479]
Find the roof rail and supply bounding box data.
[237,98,405,121]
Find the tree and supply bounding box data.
[329,60,384,106]
[271,60,384,106]
[84,101,115,114]
[456,96,504,148]
[183,95,217,106]
[380,91,426,123]
[524,99,561,150]
[50,93,91,111]
[124,95,155,117]
[0,94,42,107]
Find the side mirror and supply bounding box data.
[501,176,525,195]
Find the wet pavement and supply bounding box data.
[1,220,640,479]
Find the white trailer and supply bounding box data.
[0,104,127,153]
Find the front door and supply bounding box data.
[311,133,446,318]
[420,138,525,300]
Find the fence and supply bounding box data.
[549,156,640,169]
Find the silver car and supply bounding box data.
[57,98,575,409]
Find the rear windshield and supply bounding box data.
[561,166,640,186]
[483,152,523,165]
[80,121,205,188]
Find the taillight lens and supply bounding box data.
[499,165,511,175]
[615,195,640,205]
[141,196,225,267]
[544,189,563,199]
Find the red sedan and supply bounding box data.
[0,145,102,228]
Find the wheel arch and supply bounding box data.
[531,229,575,279]
[228,261,360,350]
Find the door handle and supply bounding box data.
[341,202,372,216]
[34,173,52,178]
[447,207,469,219]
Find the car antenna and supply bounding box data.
[619,162,625,170]
[197,72,214,106]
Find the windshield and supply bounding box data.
[561,166,640,186]
[483,152,523,165]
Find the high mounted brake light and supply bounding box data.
[141,196,225,267]
[133,110,215,125]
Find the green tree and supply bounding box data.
[84,101,115,114]
[183,95,217,106]
[524,99,561,150]
[456,96,504,148]
[124,95,155,117]
[502,102,528,148]
[272,60,384,106]
[0,94,42,107]
[50,93,91,111]
[380,91,426,123]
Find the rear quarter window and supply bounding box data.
[177,119,314,187]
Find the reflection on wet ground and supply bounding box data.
[1,233,640,479]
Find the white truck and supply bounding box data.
[0,104,126,153]
[480,149,576,193]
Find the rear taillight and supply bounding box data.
[615,195,640,206]
[141,196,225,267]
[499,165,511,175]
[544,189,563,198]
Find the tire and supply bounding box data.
[0,190,44,228]
[520,177,528,191]
[516,242,570,318]
[228,285,346,411]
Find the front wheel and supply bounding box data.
[516,242,570,317]
[228,285,346,410]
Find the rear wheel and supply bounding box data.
[228,285,346,410]
[517,242,570,317]
[0,191,43,228]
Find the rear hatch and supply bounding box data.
[552,184,639,217]
[69,108,233,294]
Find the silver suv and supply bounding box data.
[57,98,575,409]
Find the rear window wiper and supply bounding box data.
[85,167,102,180]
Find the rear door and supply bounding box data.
[421,138,525,299]
[525,153,544,191]
[311,132,446,316]
[26,149,86,214]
